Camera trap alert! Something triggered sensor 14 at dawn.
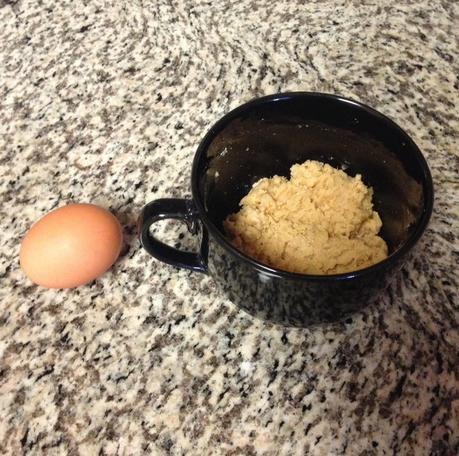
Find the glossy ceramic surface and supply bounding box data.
[139,92,433,326]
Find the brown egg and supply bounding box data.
[20,203,123,289]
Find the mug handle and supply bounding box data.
[138,198,208,273]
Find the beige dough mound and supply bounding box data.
[224,160,388,275]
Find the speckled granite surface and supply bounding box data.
[0,0,458,454]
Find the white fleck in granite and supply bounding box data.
[0,1,458,455]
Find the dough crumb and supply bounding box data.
[224,160,388,275]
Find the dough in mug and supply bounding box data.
[224,160,388,275]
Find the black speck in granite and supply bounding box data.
[0,0,458,454]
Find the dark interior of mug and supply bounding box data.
[195,94,431,255]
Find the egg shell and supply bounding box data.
[20,203,123,289]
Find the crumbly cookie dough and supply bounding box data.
[224,160,388,275]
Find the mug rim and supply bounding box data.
[191,91,434,282]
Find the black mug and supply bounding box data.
[138,92,433,327]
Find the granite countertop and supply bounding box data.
[1,0,458,454]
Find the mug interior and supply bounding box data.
[194,94,431,258]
